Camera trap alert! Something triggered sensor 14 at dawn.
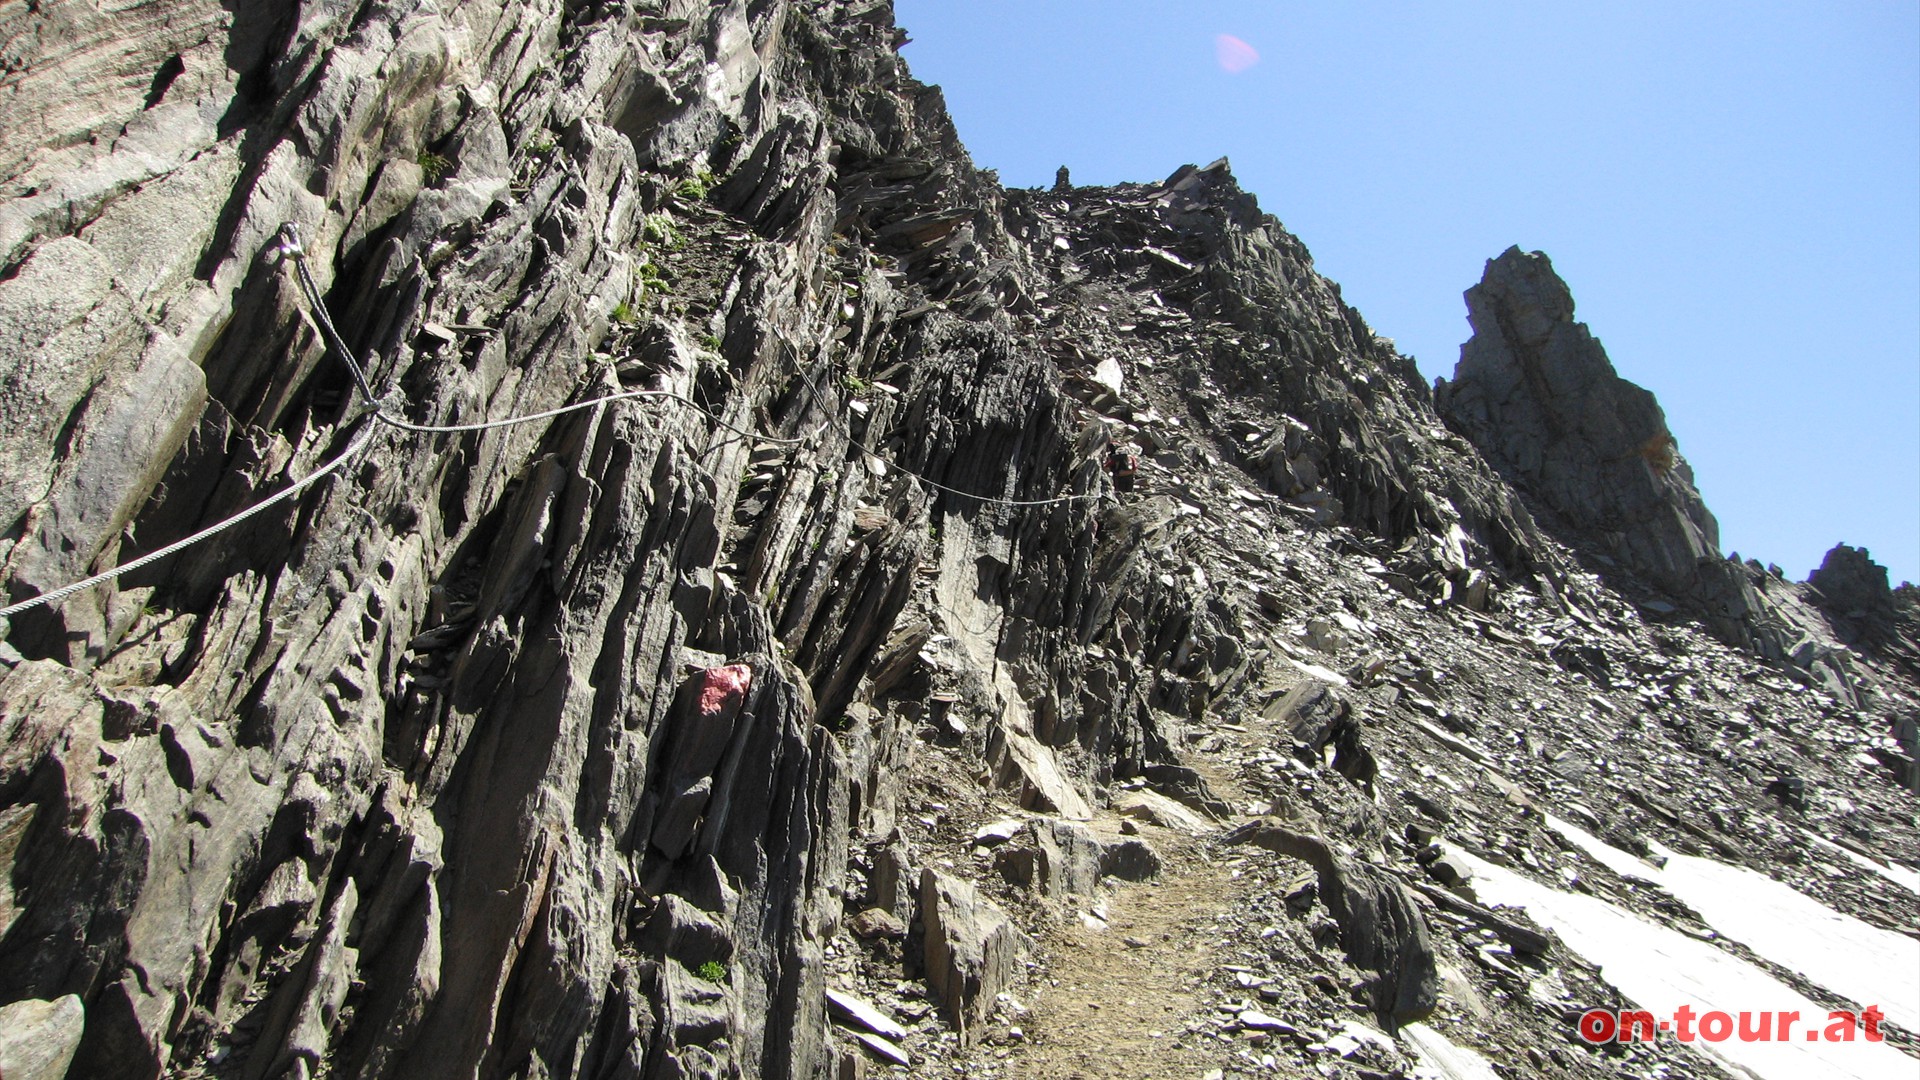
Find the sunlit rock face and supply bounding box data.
[1,3,1916,1079]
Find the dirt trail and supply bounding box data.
[997,829,1247,1080]
[993,739,1303,1079]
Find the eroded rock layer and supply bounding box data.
[1,4,1914,1080]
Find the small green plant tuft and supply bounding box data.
[611,301,638,325]
[695,960,726,983]
[417,150,452,185]
[700,333,722,352]
[674,169,715,203]
[642,212,682,248]
[841,372,869,393]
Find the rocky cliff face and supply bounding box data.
[1434,247,1784,656]
[1,4,1914,1080]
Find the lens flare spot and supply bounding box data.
[1215,34,1259,74]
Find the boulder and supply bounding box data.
[0,995,86,1080]
[848,908,906,940]
[1100,838,1162,881]
[918,870,1030,1041]
[1265,678,1349,748]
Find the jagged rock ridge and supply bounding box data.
[1435,247,1784,655]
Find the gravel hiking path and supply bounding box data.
[994,743,1313,1080]
[998,830,1256,1079]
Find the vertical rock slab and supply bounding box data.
[918,869,1029,1043]
[651,665,753,859]
[1032,819,1103,898]
[1231,820,1439,1026]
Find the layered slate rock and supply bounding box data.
[0,2,1915,1077]
[1229,819,1439,1026]
[1803,543,1920,687]
[0,4,971,1077]
[918,870,1029,1043]
[1436,247,1783,655]
[1810,543,1897,623]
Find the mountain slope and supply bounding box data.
[0,3,1913,1079]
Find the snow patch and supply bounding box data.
[1542,815,1920,1031]
[1453,845,1917,1080]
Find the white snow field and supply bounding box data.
[1452,837,1919,1080]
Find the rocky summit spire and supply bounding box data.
[1436,247,1783,655]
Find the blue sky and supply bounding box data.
[894,1,1919,586]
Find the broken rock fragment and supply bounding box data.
[0,995,86,1080]
[826,988,908,1041]
[919,869,1031,1042]
[853,1030,911,1067]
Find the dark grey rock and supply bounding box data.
[1034,819,1104,897]
[1809,543,1896,622]
[1229,819,1439,1024]
[0,2,1914,1077]
[1099,837,1162,881]
[918,869,1030,1042]
[1435,247,1785,656]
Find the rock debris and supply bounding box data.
[0,3,1913,1079]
